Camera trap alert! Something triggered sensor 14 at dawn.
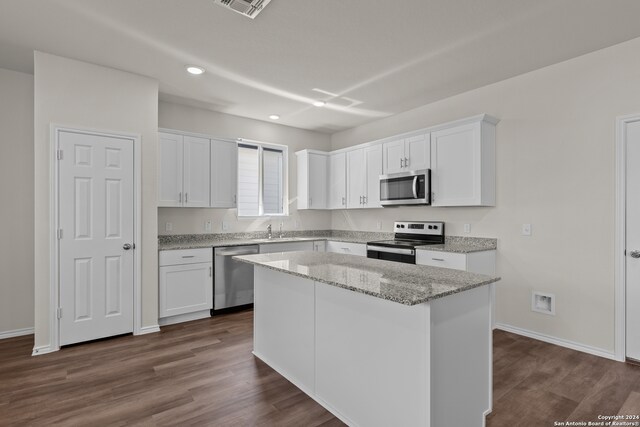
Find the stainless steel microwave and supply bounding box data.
[379,169,431,206]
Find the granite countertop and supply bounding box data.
[235,251,500,306]
[416,236,497,254]
[158,231,497,254]
[157,230,390,251]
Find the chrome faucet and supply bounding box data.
[267,224,272,239]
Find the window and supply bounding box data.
[237,141,287,217]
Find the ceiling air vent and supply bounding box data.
[214,0,271,19]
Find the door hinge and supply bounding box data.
[57,229,63,240]
[57,307,62,319]
[57,150,63,160]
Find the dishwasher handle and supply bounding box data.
[216,248,259,257]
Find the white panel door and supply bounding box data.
[183,136,210,207]
[158,132,183,207]
[328,152,346,209]
[405,133,430,171]
[382,139,405,174]
[431,123,482,206]
[58,131,134,346]
[346,149,365,209]
[211,139,237,208]
[364,144,382,208]
[627,119,640,360]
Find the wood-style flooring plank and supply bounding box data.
[3,313,640,426]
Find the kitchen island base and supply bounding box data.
[253,266,492,427]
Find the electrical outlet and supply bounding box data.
[204,220,212,232]
[165,222,173,232]
[222,221,229,231]
[464,223,471,233]
[522,223,532,236]
[376,221,382,230]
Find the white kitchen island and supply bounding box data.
[234,251,500,427]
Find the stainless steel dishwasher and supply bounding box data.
[213,245,259,311]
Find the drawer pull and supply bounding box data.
[182,255,195,258]
[432,258,445,261]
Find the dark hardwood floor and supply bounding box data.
[1,311,639,426]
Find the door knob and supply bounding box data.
[630,250,640,259]
[123,243,132,250]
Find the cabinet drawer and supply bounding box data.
[326,241,366,257]
[159,248,213,266]
[416,250,466,270]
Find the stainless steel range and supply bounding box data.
[367,221,445,264]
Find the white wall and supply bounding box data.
[158,101,332,234]
[331,37,640,354]
[0,68,34,336]
[34,52,159,350]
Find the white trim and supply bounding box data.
[615,114,640,362]
[32,345,57,356]
[43,125,143,354]
[494,322,617,361]
[158,310,211,326]
[0,327,34,340]
[138,325,161,335]
[158,127,235,144]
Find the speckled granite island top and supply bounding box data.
[234,251,500,306]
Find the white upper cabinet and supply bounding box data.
[364,145,382,208]
[382,133,430,174]
[296,150,328,210]
[183,136,211,207]
[328,152,346,209]
[431,117,497,206]
[404,134,430,171]
[382,139,405,174]
[211,139,237,208]
[346,148,366,209]
[158,132,184,207]
[346,146,382,209]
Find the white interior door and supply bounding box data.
[626,119,640,360]
[58,131,135,346]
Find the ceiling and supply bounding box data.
[1,0,640,133]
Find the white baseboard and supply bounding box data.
[137,324,160,335]
[32,344,58,356]
[158,310,211,327]
[494,322,617,361]
[0,327,34,340]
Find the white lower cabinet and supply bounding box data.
[325,241,366,257]
[159,249,213,320]
[416,249,495,275]
[312,240,326,252]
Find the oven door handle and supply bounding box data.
[367,245,415,256]
[412,176,418,199]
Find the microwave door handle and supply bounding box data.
[412,176,418,199]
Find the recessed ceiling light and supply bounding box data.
[186,66,205,75]
[269,114,280,120]
[313,101,326,107]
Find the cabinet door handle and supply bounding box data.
[400,158,404,168]
[209,266,212,277]
[432,258,445,262]
[342,196,345,206]
[179,192,182,203]
[405,157,409,168]
[233,194,236,204]
[363,196,367,204]
[185,193,188,204]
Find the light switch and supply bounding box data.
[522,223,532,236]
[165,222,173,232]
[204,220,212,232]
[222,221,229,231]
